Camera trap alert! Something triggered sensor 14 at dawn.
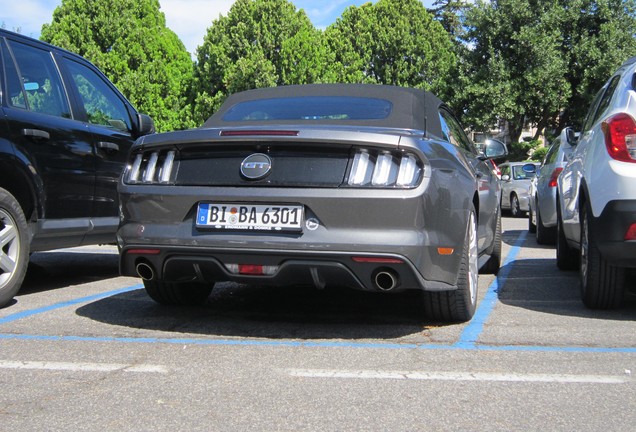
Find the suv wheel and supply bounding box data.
[144,280,214,305]
[0,188,29,307]
[422,207,478,322]
[580,205,624,309]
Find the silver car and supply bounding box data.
[117,84,507,322]
[499,161,540,217]
[528,129,574,244]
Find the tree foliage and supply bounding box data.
[41,0,195,132]
[192,0,333,123]
[458,0,636,143]
[324,0,456,97]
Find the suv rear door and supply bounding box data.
[59,55,137,234]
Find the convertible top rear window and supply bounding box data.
[221,96,393,122]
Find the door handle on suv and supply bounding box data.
[22,128,50,140]
[96,141,120,153]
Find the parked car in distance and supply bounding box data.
[499,161,540,217]
[528,128,575,244]
[117,84,507,323]
[556,56,636,309]
[0,29,154,307]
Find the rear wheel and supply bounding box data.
[144,280,214,305]
[0,188,29,307]
[510,194,521,217]
[556,202,578,271]
[528,204,536,233]
[580,205,624,309]
[481,210,501,275]
[423,208,478,322]
[536,205,557,245]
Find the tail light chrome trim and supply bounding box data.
[347,149,422,188]
[125,150,177,185]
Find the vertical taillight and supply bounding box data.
[548,168,563,188]
[347,149,422,188]
[602,113,636,163]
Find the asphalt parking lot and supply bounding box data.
[1,216,635,431]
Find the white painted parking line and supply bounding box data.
[286,369,631,384]
[0,360,168,373]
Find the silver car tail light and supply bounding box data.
[125,150,177,184]
[348,149,422,188]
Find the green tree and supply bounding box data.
[193,0,334,123]
[41,0,195,132]
[325,0,456,98]
[459,0,636,143]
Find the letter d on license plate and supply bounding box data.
[196,203,303,231]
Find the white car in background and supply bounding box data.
[499,161,540,217]
[556,56,636,309]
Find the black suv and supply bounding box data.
[0,29,154,306]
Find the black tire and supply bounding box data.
[536,205,557,245]
[528,204,536,233]
[0,187,29,307]
[144,279,214,305]
[556,201,578,271]
[423,208,478,322]
[510,194,521,218]
[481,210,501,275]
[579,205,624,309]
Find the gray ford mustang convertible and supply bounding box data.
[117,84,507,322]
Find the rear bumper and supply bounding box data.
[119,246,458,292]
[591,200,636,267]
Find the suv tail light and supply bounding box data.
[548,168,563,188]
[602,113,636,163]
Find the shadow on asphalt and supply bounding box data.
[496,255,636,320]
[19,251,120,295]
[75,282,439,340]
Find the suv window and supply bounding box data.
[63,58,132,132]
[581,76,620,132]
[6,41,71,118]
[439,109,475,154]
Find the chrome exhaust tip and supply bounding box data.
[374,270,399,291]
[136,262,155,281]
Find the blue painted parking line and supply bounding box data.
[1,235,635,354]
[0,284,143,326]
[455,230,528,349]
[1,332,635,354]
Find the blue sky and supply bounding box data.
[1,0,436,56]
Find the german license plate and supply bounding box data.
[196,203,304,231]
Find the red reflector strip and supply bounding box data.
[352,257,404,264]
[220,130,299,137]
[126,249,161,255]
[238,264,265,275]
[625,223,636,241]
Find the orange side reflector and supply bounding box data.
[437,248,455,255]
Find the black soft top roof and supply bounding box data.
[203,84,444,137]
